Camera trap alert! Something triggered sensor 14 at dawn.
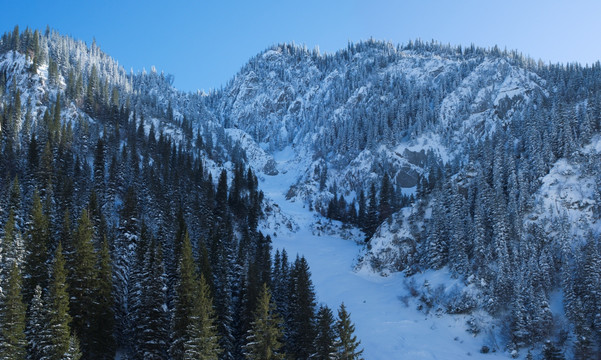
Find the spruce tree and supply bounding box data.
[378,173,393,223]
[183,274,222,360]
[93,138,105,203]
[272,249,290,326]
[8,176,22,228]
[364,183,379,240]
[63,336,82,360]
[70,210,97,356]
[170,231,199,359]
[24,190,50,303]
[214,169,229,223]
[243,283,285,360]
[288,256,317,359]
[91,236,115,359]
[334,303,363,360]
[0,263,27,360]
[2,210,24,271]
[46,242,72,360]
[313,305,336,360]
[137,240,169,360]
[26,285,47,360]
[541,340,564,360]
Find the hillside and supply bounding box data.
[0,27,600,359]
[209,40,601,359]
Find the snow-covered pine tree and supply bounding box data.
[287,255,317,359]
[45,242,72,360]
[23,190,50,303]
[91,236,115,359]
[183,273,222,360]
[135,238,169,359]
[69,210,97,356]
[0,263,27,360]
[243,283,285,360]
[313,305,336,360]
[333,303,363,360]
[26,285,47,360]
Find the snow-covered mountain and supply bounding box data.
[209,40,601,358]
[211,41,548,211]
[1,28,601,359]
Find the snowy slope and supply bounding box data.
[258,149,517,360]
[216,42,546,245]
[529,135,601,237]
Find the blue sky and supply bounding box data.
[3,0,601,92]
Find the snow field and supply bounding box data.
[258,148,514,359]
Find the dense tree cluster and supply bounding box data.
[3,22,601,358]
[208,35,601,357]
[0,26,362,359]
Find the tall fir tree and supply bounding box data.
[26,285,48,360]
[63,336,82,360]
[69,209,97,356]
[0,263,27,360]
[334,303,363,360]
[313,305,336,360]
[243,283,285,360]
[288,256,317,359]
[136,240,169,360]
[91,236,115,359]
[542,340,565,360]
[45,242,73,360]
[23,190,50,303]
[378,173,393,223]
[183,273,222,360]
[364,183,379,241]
[2,210,24,272]
[170,231,200,359]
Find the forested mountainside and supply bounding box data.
[0,25,600,359]
[207,40,601,358]
[0,26,363,360]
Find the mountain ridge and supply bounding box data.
[1,27,601,358]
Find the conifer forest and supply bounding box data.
[0,25,601,359]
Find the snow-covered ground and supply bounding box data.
[529,135,601,239]
[258,147,515,360]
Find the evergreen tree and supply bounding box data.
[183,274,222,360]
[214,169,229,223]
[541,340,564,360]
[69,210,97,356]
[0,263,27,360]
[243,283,285,360]
[114,186,139,351]
[63,336,82,360]
[23,190,50,303]
[136,240,169,360]
[26,286,47,360]
[2,210,24,271]
[288,256,317,359]
[271,249,290,334]
[91,237,115,359]
[93,138,105,203]
[319,163,327,192]
[170,231,200,359]
[378,173,393,223]
[45,242,72,360]
[356,190,366,234]
[427,196,449,270]
[313,305,336,360]
[363,183,379,241]
[8,176,22,229]
[334,303,363,360]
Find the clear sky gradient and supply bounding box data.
[3,0,601,92]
